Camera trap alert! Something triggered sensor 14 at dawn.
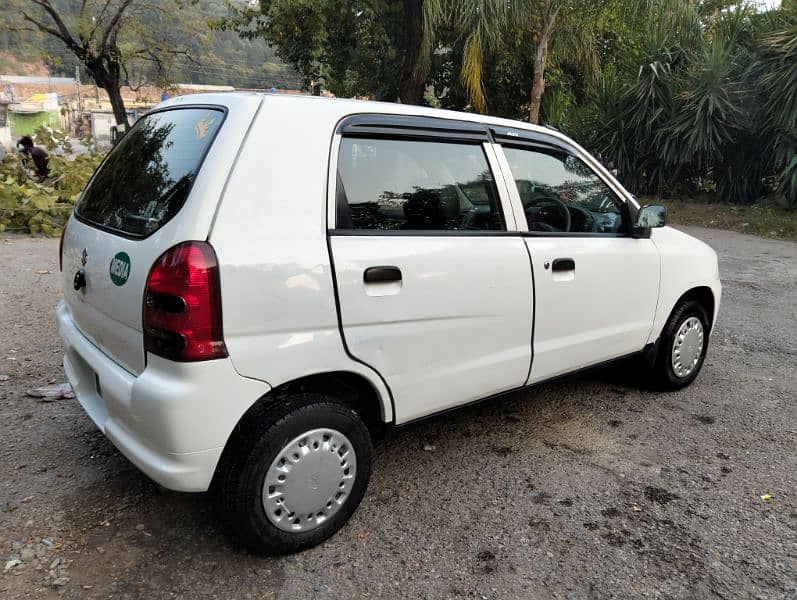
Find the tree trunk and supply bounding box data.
[105,83,129,128]
[398,0,425,105]
[529,2,556,124]
[87,59,129,127]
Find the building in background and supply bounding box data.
[8,92,61,137]
[0,74,308,150]
[0,89,11,151]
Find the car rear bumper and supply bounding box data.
[57,301,270,492]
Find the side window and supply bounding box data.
[502,146,626,234]
[336,138,506,231]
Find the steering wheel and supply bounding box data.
[524,195,571,232]
[567,204,597,232]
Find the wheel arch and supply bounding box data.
[653,284,718,339]
[211,370,389,490]
[672,286,716,331]
[646,284,717,366]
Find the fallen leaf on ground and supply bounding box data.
[760,494,773,502]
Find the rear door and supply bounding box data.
[61,100,258,374]
[328,116,533,423]
[493,129,660,382]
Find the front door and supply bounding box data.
[497,140,660,383]
[328,121,534,423]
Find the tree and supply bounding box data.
[216,0,425,103]
[754,0,797,205]
[419,0,510,112]
[399,0,425,104]
[421,0,611,120]
[528,0,558,123]
[6,0,200,127]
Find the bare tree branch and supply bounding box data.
[20,10,83,57]
[87,0,116,42]
[101,0,137,51]
[29,0,80,50]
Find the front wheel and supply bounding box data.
[651,300,710,390]
[215,393,373,555]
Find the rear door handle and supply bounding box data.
[364,266,402,283]
[551,258,575,272]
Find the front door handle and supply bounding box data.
[551,258,575,272]
[364,266,402,283]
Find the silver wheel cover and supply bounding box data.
[263,428,356,533]
[671,316,704,378]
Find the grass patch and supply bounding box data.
[650,199,797,241]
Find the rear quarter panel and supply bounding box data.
[61,94,263,374]
[208,97,393,421]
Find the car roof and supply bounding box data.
[154,91,636,208]
[155,91,575,147]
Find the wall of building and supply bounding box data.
[8,110,60,137]
[0,126,11,151]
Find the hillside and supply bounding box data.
[0,0,300,90]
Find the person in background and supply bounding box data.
[17,135,49,179]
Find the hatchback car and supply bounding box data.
[58,94,721,554]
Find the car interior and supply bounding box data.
[336,137,626,234]
[504,146,626,234]
[336,138,505,231]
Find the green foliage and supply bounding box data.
[5,0,794,210]
[0,128,104,235]
[214,0,404,99]
[754,1,797,205]
[573,0,797,208]
[541,86,573,130]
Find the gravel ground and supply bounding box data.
[0,226,795,599]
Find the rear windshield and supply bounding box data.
[75,107,224,237]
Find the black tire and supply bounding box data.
[215,393,373,555]
[652,299,710,391]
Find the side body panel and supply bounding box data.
[209,97,394,421]
[330,235,534,423]
[490,137,661,382]
[523,236,660,382]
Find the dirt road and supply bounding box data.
[0,227,795,599]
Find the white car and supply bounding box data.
[58,94,721,554]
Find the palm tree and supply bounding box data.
[754,1,797,205]
[418,0,610,121]
[528,0,559,123]
[417,0,509,112]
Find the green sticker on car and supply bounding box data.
[109,252,131,286]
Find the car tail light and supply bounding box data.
[58,221,67,272]
[143,241,228,362]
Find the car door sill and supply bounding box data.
[393,345,654,428]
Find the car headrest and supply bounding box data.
[403,189,448,229]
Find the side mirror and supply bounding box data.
[632,204,667,238]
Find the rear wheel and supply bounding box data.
[651,300,710,390]
[216,393,373,555]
